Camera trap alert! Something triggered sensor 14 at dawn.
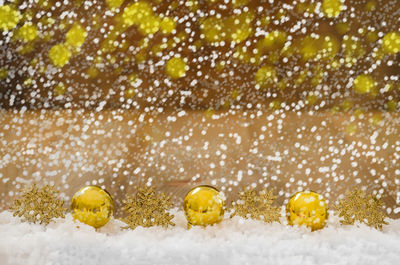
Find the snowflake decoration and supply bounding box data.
[231,187,281,223]
[121,187,175,229]
[335,189,388,230]
[10,184,66,225]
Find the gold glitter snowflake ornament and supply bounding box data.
[122,187,175,229]
[335,189,388,230]
[10,184,67,225]
[231,187,281,223]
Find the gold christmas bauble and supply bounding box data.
[183,185,225,227]
[71,185,114,228]
[286,191,328,231]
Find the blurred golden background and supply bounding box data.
[0,0,399,216]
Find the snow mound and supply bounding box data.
[1,210,400,265]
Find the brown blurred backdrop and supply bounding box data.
[0,0,400,217]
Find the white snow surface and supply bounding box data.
[1,210,400,265]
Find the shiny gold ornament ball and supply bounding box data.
[71,185,114,228]
[286,191,328,231]
[183,185,225,227]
